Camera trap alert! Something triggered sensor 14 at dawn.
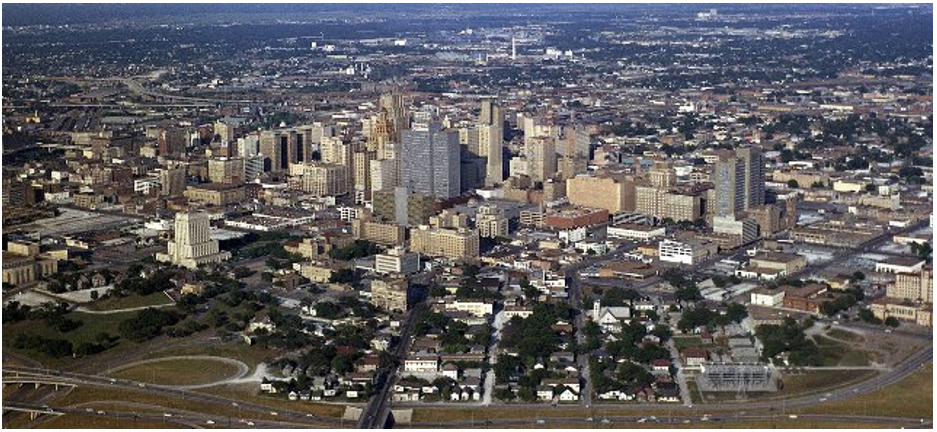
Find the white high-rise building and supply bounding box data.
[156,212,231,269]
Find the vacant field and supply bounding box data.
[155,343,276,370]
[37,414,186,429]
[108,358,241,386]
[826,328,865,343]
[778,369,875,396]
[813,335,871,367]
[798,362,932,419]
[2,311,138,366]
[84,292,173,311]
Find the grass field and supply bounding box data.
[84,292,173,311]
[826,329,865,343]
[53,386,329,424]
[36,414,187,429]
[777,369,875,396]
[813,335,871,367]
[2,311,139,366]
[798,362,932,419]
[155,343,276,370]
[108,358,241,386]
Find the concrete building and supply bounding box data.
[374,247,421,275]
[526,136,557,183]
[409,226,480,259]
[156,212,231,269]
[888,268,933,303]
[401,112,461,200]
[159,166,187,196]
[658,238,717,265]
[301,164,349,197]
[476,204,509,238]
[208,157,245,184]
[183,183,247,206]
[371,277,409,312]
[567,174,635,213]
[352,211,406,246]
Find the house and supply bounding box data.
[346,390,360,399]
[536,386,554,401]
[260,382,278,393]
[699,331,714,344]
[597,389,635,401]
[592,304,632,333]
[288,391,299,401]
[441,363,459,380]
[549,351,575,365]
[543,378,581,394]
[652,359,671,373]
[558,387,579,402]
[247,315,277,333]
[680,347,709,368]
[655,381,680,402]
[404,354,439,373]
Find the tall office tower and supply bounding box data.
[353,149,376,201]
[214,120,236,144]
[208,157,245,185]
[737,147,765,208]
[367,109,397,156]
[259,130,288,172]
[370,158,399,192]
[526,136,558,183]
[320,136,352,166]
[479,99,502,127]
[159,128,188,157]
[156,212,231,269]
[478,99,504,186]
[713,155,747,218]
[460,126,481,155]
[301,164,349,197]
[379,93,409,142]
[237,134,260,158]
[401,112,461,200]
[159,166,187,196]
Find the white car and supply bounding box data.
[206,420,215,425]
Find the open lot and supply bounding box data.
[108,357,243,386]
[797,362,932,419]
[83,292,174,312]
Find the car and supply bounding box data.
[789,415,798,419]
[536,419,545,424]
[885,329,893,333]
[138,383,146,388]
[97,410,106,415]
[85,408,94,413]
[247,422,255,426]
[270,412,278,416]
[819,398,828,402]
[601,418,611,424]
[683,420,691,424]
[206,420,215,425]
[637,418,647,423]
[585,417,594,422]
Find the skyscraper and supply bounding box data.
[401,111,460,200]
[713,147,766,218]
[478,99,504,186]
[156,212,231,269]
[526,136,557,183]
[737,147,766,208]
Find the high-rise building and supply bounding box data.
[208,157,245,185]
[156,212,231,269]
[301,164,349,197]
[479,124,503,186]
[888,268,933,303]
[401,112,461,200]
[159,128,188,157]
[476,204,509,238]
[526,136,557,183]
[713,155,747,218]
[713,148,766,218]
[379,93,409,142]
[159,166,187,196]
[409,226,480,259]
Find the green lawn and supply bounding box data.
[777,370,876,396]
[108,358,241,386]
[825,329,865,343]
[37,415,187,429]
[2,311,139,365]
[84,292,174,311]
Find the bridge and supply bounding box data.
[3,404,63,421]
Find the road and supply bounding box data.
[356,304,422,429]
[2,366,343,427]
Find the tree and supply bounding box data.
[857,308,882,325]
[726,303,748,323]
[911,242,932,262]
[884,317,900,328]
[520,277,539,300]
[787,179,799,189]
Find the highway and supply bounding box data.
[2,366,344,427]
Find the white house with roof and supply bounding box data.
[592,302,632,333]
